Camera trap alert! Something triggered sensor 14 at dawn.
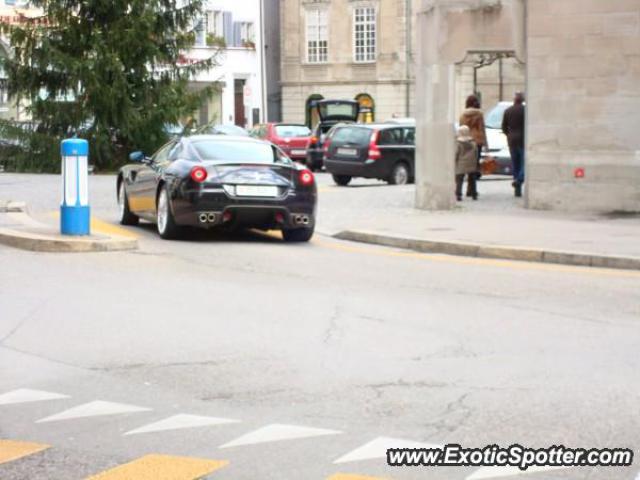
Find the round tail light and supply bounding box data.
[190,166,208,183]
[299,169,314,186]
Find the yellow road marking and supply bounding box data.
[90,218,140,239]
[86,454,228,480]
[49,211,140,239]
[0,439,50,465]
[328,475,391,480]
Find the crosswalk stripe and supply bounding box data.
[36,400,151,423]
[85,454,228,480]
[220,423,342,448]
[0,439,51,465]
[334,436,442,464]
[466,465,571,479]
[328,474,390,480]
[0,388,70,405]
[124,414,240,435]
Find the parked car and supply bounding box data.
[324,123,415,186]
[196,124,250,137]
[117,135,317,242]
[482,101,517,176]
[251,123,311,163]
[306,99,360,171]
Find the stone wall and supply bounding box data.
[526,0,640,212]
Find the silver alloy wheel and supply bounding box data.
[157,189,168,234]
[118,183,125,219]
[394,164,409,185]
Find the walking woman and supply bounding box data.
[459,94,487,197]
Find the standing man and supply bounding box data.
[502,92,526,197]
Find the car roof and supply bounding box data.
[334,123,414,130]
[184,134,266,145]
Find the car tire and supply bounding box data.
[388,163,410,185]
[118,181,139,226]
[156,185,181,240]
[332,174,352,186]
[282,225,314,243]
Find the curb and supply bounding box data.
[0,201,138,253]
[333,230,640,271]
[0,228,138,253]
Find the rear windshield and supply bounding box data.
[199,125,249,136]
[331,127,373,146]
[275,125,311,138]
[319,102,359,120]
[192,140,290,164]
[485,103,510,129]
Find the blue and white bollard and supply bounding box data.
[60,139,90,235]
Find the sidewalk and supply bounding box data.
[317,177,640,270]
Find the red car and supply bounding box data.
[251,123,311,163]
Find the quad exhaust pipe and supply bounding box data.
[198,212,218,224]
[293,214,310,226]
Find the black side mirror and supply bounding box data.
[129,151,145,163]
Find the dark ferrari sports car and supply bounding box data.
[116,135,317,241]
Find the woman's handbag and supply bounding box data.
[480,157,498,175]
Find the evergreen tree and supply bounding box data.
[1,0,217,170]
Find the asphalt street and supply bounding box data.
[0,173,639,480]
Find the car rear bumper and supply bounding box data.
[280,147,308,162]
[325,158,383,178]
[172,187,316,229]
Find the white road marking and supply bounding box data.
[36,400,151,423]
[334,436,443,464]
[219,423,342,448]
[124,414,240,435]
[466,465,571,479]
[0,388,70,406]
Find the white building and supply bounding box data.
[0,0,42,121]
[185,0,264,129]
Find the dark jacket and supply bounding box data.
[502,103,525,149]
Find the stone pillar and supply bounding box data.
[415,4,456,210]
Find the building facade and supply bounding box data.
[280,0,419,126]
[185,0,264,128]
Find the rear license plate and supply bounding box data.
[235,185,279,197]
[291,149,306,156]
[337,148,358,156]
